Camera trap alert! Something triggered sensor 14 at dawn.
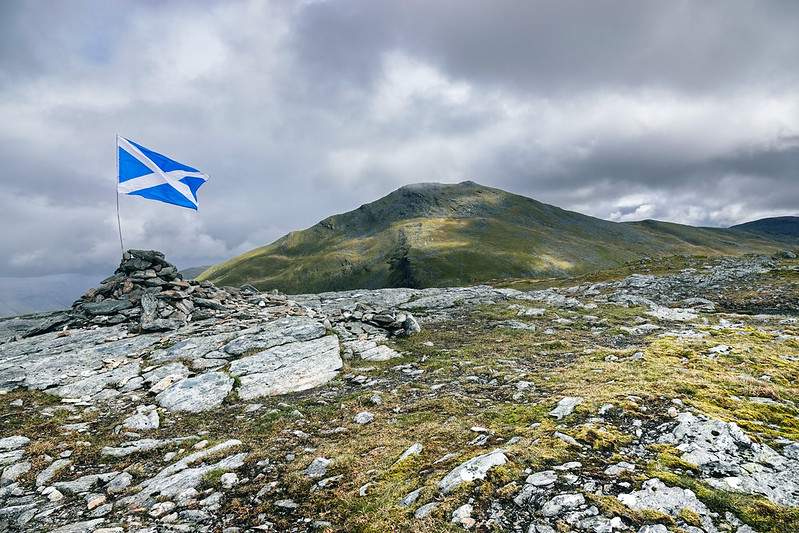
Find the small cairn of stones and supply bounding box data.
[71,249,235,331]
[328,301,421,338]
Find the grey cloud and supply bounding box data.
[293,0,799,95]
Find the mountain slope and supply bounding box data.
[731,216,799,238]
[198,181,793,292]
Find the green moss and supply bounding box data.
[571,424,633,452]
[649,445,700,473]
[679,508,702,527]
[200,468,226,489]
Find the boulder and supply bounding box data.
[230,335,342,400]
[156,372,233,412]
[438,449,507,494]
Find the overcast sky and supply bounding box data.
[1,0,798,282]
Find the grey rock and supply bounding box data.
[647,305,697,322]
[657,412,799,506]
[275,499,298,509]
[1,461,31,484]
[223,317,326,355]
[540,493,585,517]
[549,396,583,419]
[141,317,183,332]
[451,503,474,527]
[618,478,715,532]
[396,443,423,463]
[220,472,238,488]
[305,457,331,479]
[0,436,29,451]
[150,332,234,363]
[495,320,537,331]
[414,501,439,519]
[20,313,73,338]
[554,432,581,447]
[122,404,160,431]
[525,289,583,309]
[149,501,176,517]
[36,458,72,487]
[49,519,107,533]
[0,449,24,467]
[400,488,422,507]
[44,487,65,502]
[105,472,133,494]
[193,297,227,311]
[526,470,557,486]
[439,449,507,494]
[119,441,246,508]
[604,462,636,476]
[637,526,668,533]
[55,472,118,494]
[403,314,421,335]
[354,411,375,424]
[783,442,799,460]
[139,292,159,327]
[231,335,342,400]
[156,371,233,412]
[345,339,401,361]
[81,298,133,316]
[2,328,158,394]
[143,362,190,384]
[52,361,141,399]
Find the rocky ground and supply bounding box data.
[1,251,798,533]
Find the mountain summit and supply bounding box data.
[199,181,790,292]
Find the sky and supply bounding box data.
[1,0,798,290]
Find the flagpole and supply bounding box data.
[115,134,125,256]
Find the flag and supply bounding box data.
[117,136,208,210]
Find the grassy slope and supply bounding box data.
[199,182,792,292]
[731,216,799,238]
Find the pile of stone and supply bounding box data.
[71,250,238,332]
[327,302,421,338]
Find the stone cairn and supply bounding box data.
[26,249,424,341]
[329,302,421,338]
[71,250,240,331]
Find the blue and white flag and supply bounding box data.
[117,137,208,210]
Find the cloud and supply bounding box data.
[0,0,797,282]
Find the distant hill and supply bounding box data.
[180,265,212,280]
[731,216,799,238]
[0,273,101,318]
[198,181,795,293]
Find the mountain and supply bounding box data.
[731,216,799,238]
[198,181,795,293]
[179,265,212,280]
[0,273,101,318]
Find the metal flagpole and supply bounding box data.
[115,134,125,256]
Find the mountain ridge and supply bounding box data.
[198,181,797,293]
[731,216,799,238]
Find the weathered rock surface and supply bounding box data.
[618,478,716,532]
[155,371,234,412]
[231,335,342,399]
[2,251,798,532]
[438,449,507,494]
[655,411,799,506]
[549,396,583,419]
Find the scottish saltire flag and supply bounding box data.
[117,137,208,210]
